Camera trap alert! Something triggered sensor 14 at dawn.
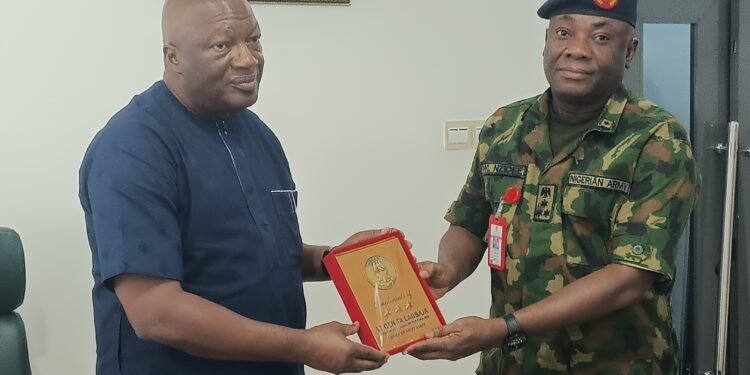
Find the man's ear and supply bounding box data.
[625,38,639,68]
[164,45,181,72]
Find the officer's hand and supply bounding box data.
[338,227,412,249]
[404,316,504,361]
[302,321,389,374]
[417,261,454,300]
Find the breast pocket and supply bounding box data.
[270,190,303,264]
[486,173,524,217]
[561,184,623,273]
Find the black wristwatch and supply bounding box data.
[502,313,527,351]
[320,247,334,278]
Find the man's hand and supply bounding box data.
[416,261,455,300]
[304,228,410,282]
[404,317,505,361]
[301,321,389,374]
[338,227,411,249]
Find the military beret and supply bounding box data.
[538,0,637,27]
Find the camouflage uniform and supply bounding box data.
[445,86,699,374]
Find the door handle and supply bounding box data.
[715,121,740,375]
[740,146,750,157]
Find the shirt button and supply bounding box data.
[632,245,645,255]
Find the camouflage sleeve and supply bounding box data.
[608,126,700,281]
[444,146,492,240]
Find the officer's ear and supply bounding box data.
[625,38,639,68]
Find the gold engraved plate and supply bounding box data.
[329,234,446,354]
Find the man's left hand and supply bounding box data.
[339,227,412,249]
[404,316,505,361]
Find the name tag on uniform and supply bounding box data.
[481,163,527,179]
[567,173,631,194]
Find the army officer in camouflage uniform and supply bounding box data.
[406,0,699,373]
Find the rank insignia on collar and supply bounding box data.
[598,118,615,129]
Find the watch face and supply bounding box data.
[505,333,527,351]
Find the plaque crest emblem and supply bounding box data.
[365,255,397,290]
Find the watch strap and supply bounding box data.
[503,313,523,336]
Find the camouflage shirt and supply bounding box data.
[445,86,699,375]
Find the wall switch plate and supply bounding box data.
[444,120,484,150]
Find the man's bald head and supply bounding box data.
[160,0,264,117]
[162,0,255,49]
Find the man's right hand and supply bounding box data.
[417,261,455,300]
[301,321,389,374]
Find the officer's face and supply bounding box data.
[543,14,637,104]
[172,0,265,115]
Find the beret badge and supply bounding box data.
[594,0,619,10]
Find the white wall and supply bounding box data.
[0,1,547,374]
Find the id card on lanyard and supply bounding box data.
[487,187,521,271]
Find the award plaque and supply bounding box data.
[323,231,446,354]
